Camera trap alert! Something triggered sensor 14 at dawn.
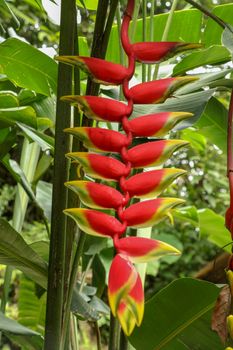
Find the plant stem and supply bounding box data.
[61,231,86,349]
[119,330,128,350]
[130,0,140,41]
[153,0,178,79]
[184,0,227,29]
[108,313,121,350]
[228,90,233,204]
[94,321,102,350]
[147,0,155,81]
[86,0,118,97]
[43,0,77,348]
[142,0,147,82]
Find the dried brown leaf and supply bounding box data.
[212,285,231,343]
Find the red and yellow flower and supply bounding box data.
[59,0,197,336]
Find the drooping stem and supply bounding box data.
[153,0,178,80]
[227,90,233,204]
[44,0,77,348]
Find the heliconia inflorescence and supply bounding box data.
[58,0,198,336]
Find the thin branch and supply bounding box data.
[184,0,227,29]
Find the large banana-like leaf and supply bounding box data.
[0,219,47,288]
[130,278,222,350]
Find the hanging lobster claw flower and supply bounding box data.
[115,237,181,263]
[129,77,197,104]
[131,42,202,63]
[108,254,138,316]
[64,127,129,153]
[56,56,129,85]
[122,198,185,228]
[123,168,186,198]
[128,112,193,137]
[117,274,144,335]
[61,95,129,122]
[66,152,128,181]
[64,208,125,238]
[65,180,124,210]
[127,140,189,169]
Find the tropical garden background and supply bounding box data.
[0,0,233,349]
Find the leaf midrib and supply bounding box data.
[153,301,215,349]
[0,53,56,90]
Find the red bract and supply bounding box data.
[61,95,129,122]
[115,236,180,263]
[66,152,128,180]
[65,181,124,210]
[122,168,186,198]
[131,42,202,63]
[127,140,189,168]
[56,56,129,85]
[64,208,126,238]
[129,77,197,104]
[64,127,129,153]
[128,112,193,137]
[62,0,193,336]
[122,198,184,228]
[108,254,138,315]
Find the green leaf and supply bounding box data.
[0,219,48,288]
[0,106,37,129]
[0,38,57,96]
[0,128,17,160]
[198,208,231,252]
[173,45,231,76]
[181,129,207,152]
[71,287,100,321]
[2,157,37,203]
[0,91,19,108]
[204,4,233,47]
[222,24,233,58]
[133,89,215,130]
[6,333,43,350]
[31,96,56,125]
[0,311,40,335]
[30,241,49,262]
[173,206,199,227]
[17,123,54,154]
[36,181,52,222]
[33,154,52,184]
[76,0,98,10]
[0,0,20,28]
[176,69,232,95]
[107,9,202,63]
[130,278,222,350]
[18,276,46,334]
[196,97,228,152]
